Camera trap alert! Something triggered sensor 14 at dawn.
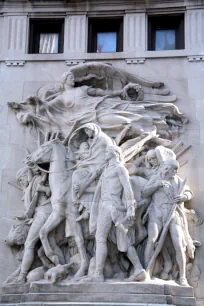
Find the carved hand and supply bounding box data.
[73,183,80,194]
[155,179,164,189]
[96,167,104,177]
[127,205,135,221]
[15,213,27,220]
[174,194,188,203]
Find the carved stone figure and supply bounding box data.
[86,145,147,283]
[142,159,194,286]
[70,123,113,213]
[8,62,187,139]
[4,62,201,294]
[12,170,52,285]
[26,139,89,278]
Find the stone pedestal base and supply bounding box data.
[1,281,196,306]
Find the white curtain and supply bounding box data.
[39,33,59,53]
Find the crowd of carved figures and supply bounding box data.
[4,62,202,288]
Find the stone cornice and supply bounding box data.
[1,0,204,12]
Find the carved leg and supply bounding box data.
[169,221,189,286]
[81,203,112,282]
[3,266,21,287]
[37,246,53,269]
[160,244,172,280]
[144,220,162,268]
[40,211,65,266]
[125,246,147,282]
[49,235,65,265]
[11,215,47,285]
[66,207,89,278]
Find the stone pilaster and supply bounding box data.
[65,15,86,53]
[4,15,27,56]
[186,9,204,50]
[124,13,146,52]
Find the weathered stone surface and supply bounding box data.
[1,282,195,306]
[0,2,204,306]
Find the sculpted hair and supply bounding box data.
[106,145,124,162]
[162,159,179,169]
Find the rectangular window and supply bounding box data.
[148,14,184,51]
[88,17,123,53]
[29,19,64,54]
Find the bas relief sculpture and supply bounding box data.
[5,62,202,289]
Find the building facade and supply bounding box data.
[0,0,204,305]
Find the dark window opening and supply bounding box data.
[88,17,123,53]
[29,19,64,54]
[148,14,184,51]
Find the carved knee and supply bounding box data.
[96,233,106,244]
[39,229,46,241]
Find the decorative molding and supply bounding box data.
[188,56,204,62]
[5,60,25,66]
[65,60,85,66]
[125,58,146,64]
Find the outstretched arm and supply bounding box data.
[87,87,122,97]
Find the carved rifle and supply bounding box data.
[146,177,187,278]
[8,181,23,191]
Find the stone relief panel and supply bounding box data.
[4,62,202,290]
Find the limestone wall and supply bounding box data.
[0,0,204,305]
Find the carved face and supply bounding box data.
[84,128,94,138]
[79,142,89,151]
[18,174,29,188]
[65,73,75,87]
[105,146,119,162]
[147,151,158,168]
[161,163,178,180]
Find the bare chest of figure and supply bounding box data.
[62,88,88,111]
[102,166,122,194]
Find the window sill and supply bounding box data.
[145,49,187,58]
[1,49,203,63]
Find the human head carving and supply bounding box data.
[161,159,179,179]
[16,167,29,188]
[105,145,123,162]
[145,149,158,168]
[61,72,75,88]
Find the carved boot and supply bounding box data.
[7,274,26,286]
[125,269,147,282]
[80,269,105,283]
[179,277,189,287]
[74,257,89,277]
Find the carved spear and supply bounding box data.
[146,177,187,278]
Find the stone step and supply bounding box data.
[1,281,196,306]
[3,282,194,297]
[0,303,173,306]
